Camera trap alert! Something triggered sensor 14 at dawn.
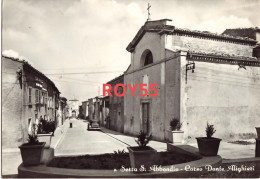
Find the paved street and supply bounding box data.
[55,118,256,159]
[2,118,256,177]
[55,118,128,156]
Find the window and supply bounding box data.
[39,91,42,103]
[117,86,123,94]
[41,92,44,104]
[42,92,46,104]
[141,49,153,67]
[28,118,32,133]
[29,88,32,103]
[49,97,53,108]
[35,89,39,103]
[45,93,48,105]
[144,51,153,66]
[28,118,31,128]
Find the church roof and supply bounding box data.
[222,27,260,40]
[167,46,259,62]
[126,20,257,52]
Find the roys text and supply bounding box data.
[103,84,158,97]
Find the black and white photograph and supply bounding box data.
[1,0,260,178]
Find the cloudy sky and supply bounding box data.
[2,0,260,102]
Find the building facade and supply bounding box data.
[81,100,89,120]
[57,97,67,126]
[100,96,109,127]
[68,97,79,118]
[107,75,125,133]
[2,56,60,149]
[123,19,260,141]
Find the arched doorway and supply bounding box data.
[72,110,76,118]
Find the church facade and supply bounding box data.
[123,19,260,141]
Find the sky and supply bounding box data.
[2,0,260,102]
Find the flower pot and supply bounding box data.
[19,142,45,166]
[38,132,53,148]
[167,130,184,144]
[127,146,157,171]
[196,137,221,156]
[256,127,260,139]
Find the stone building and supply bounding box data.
[87,96,102,123]
[57,97,67,126]
[222,27,260,42]
[81,100,89,120]
[87,98,95,121]
[2,55,60,149]
[106,75,125,132]
[123,19,260,141]
[68,97,79,118]
[222,28,260,59]
[100,96,109,127]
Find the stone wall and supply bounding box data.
[167,35,254,57]
[2,57,25,149]
[165,50,181,134]
[108,77,124,133]
[180,59,260,140]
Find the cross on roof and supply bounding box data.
[147,3,151,21]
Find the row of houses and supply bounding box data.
[2,56,69,150]
[80,19,260,142]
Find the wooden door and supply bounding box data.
[142,103,150,134]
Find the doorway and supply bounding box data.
[142,102,150,134]
[72,110,76,118]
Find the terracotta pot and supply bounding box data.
[19,142,45,166]
[196,137,221,156]
[38,132,53,148]
[127,146,157,171]
[256,127,260,139]
[167,130,184,144]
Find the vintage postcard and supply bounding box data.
[1,0,260,178]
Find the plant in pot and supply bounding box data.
[256,127,260,139]
[168,118,184,144]
[196,122,222,156]
[19,124,46,166]
[37,118,56,148]
[127,130,157,171]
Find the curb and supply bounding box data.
[100,128,131,147]
[18,155,222,178]
[18,141,223,177]
[51,122,70,150]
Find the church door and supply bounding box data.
[142,102,150,134]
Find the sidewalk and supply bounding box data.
[1,120,68,177]
[100,127,167,152]
[1,150,21,176]
[188,139,255,160]
[51,118,70,149]
[100,127,256,160]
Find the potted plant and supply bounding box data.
[168,118,184,144]
[196,122,222,156]
[37,118,56,148]
[19,124,46,166]
[256,127,260,139]
[127,131,157,171]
